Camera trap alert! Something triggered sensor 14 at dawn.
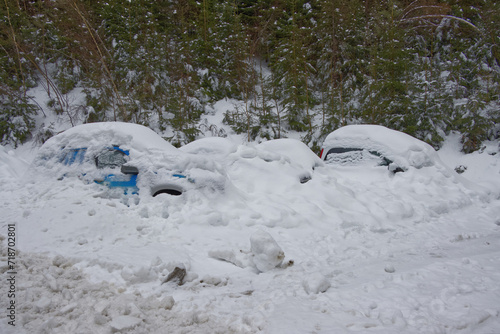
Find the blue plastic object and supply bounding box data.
[61,148,87,165]
[112,146,130,156]
[95,174,139,193]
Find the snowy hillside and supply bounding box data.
[1,122,500,333]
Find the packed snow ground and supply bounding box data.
[1,126,500,333]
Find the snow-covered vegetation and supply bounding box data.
[1,0,499,151]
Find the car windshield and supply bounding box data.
[324,147,391,167]
[59,148,87,166]
[95,149,127,169]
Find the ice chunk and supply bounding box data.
[250,230,285,272]
[109,315,142,331]
[159,296,175,310]
[384,264,396,273]
[57,302,78,315]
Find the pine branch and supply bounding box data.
[70,0,127,121]
[3,0,26,96]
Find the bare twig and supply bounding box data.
[401,5,448,20]
[400,15,481,33]
[19,47,74,125]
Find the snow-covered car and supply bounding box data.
[34,122,226,197]
[181,137,322,184]
[319,125,439,173]
[256,138,323,183]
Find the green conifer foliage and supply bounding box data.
[269,0,316,133]
[0,0,498,150]
[0,0,38,145]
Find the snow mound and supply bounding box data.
[438,132,500,193]
[302,272,331,294]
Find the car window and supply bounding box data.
[324,147,390,166]
[60,148,87,165]
[95,149,127,169]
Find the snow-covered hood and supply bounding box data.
[257,138,323,171]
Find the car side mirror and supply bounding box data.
[121,165,139,175]
[389,163,405,174]
[299,174,312,184]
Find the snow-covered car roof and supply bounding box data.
[41,122,178,153]
[322,124,439,169]
[34,122,183,179]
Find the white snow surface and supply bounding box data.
[1,124,500,334]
